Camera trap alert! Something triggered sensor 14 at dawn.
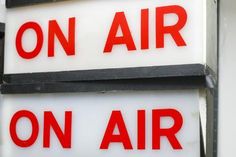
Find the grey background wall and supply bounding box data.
[218,0,236,156]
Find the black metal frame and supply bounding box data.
[0,22,5,35]
[0,22,5,84]
[3,64,205,84]
[2,63,207,94]
[205,0,219,156]
[1,76,206,94]
[6,0,64,8]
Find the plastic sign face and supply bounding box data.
[0,90,200,157]
[4,0,205,74]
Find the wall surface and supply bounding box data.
[218,0,236,156]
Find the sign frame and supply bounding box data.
[3,64,206,84]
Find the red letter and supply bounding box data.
[152,109,183,150]
[100,111,133,149]
[48,17,75,57]
[104,12,136,53]
[16,22,43,59]
[10,110,39,147]
[137,110,146,150]
[141,9,149,50]
[43,111,72,148]
[156,5,187,48]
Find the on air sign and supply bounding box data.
[4,0,205,74]
[1,1,205,157]
[1,90,200,157]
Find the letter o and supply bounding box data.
[10,110,39,147]
[16,22,43,59]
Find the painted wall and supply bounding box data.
[218,0,236,156]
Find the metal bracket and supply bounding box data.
[6,0,65,8]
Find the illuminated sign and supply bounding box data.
[1,90,200,157]
[4,0,206,74]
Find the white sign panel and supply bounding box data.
[0,0,5,23]
[1,90,200,157]
[0,4,5,23]
[4,0,206,74]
